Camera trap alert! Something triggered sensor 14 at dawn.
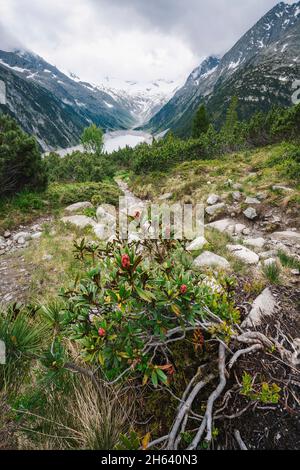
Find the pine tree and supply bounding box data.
[192,104,210,138]
[223,96,239,133]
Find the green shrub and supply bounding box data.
[46,181,121,206]
[0,114,47,197]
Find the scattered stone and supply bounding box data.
[193,251,230,270]
[31,232,43,240]
[96,205,116,224]
[17,237,26,245]
[272,185,293,193]
[227,244,260,265]
[233,183,242,190]
[207,194,220,205]
[259,250,278,260]
[242,288,276,328]
[65,201,93,213]
[270,231,300,244]
[61,215,96,229]
[243,207,257,220]
[205,203,226,217]
[201,276,223,294]
[232,191,242,201]
[13,232,31,243]
[256,192,268,200]
[158,193,173,201]
[242,227,251,236]
[291,269,300,276]
[244,237,266,249]
[206,219,235,233]
[234,223,247,235]
[4,231,11,239]
[245,197,261,205]
[186,236,207,251]
[42,254,53,262]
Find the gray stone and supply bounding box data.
[227,244,260,265]
[232,191,242,201]
[186,236,207,251]
[206,219,235,233]
[207,194,220,205]
[31,232,43,240]
[233,183,243,190]
[61,215,96,229]
[244,237,266,249]
[264,258,277,267]
[13,231,31,242]
[4,231,11,239]
[259,250,278,260]
[234,223,247,235]
[242,227,251,236]
[205,203,226,217]
[193,251,230,270]
[243,207,257,220]
[65,201,93,213]
[158,192,173,201]
[291,269,300,276]
[42,254,53,262]
[242,288,276,328]
[270,231,300,244]
[272,185,293,193]
[245,197,261,205]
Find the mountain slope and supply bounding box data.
[146,1,300,136]
[0,48,136,149]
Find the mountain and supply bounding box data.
[97,77,181,126]
[0,48,136,150]
[146,1,300,136]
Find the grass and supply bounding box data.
[278,251,300,271]
[263,262,281,284]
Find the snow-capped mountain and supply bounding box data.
[88,76,181,126]
[146,1,300,136]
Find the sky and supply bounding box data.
[0,0,298,85]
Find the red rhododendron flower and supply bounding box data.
[134,211,141,219]
[180,284,188,295]
[98,328,106,337]
[121,254,131,269]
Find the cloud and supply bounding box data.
[0,0,296,83]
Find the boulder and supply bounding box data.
[232,191,242,201]
[242,288,276,328]
[270,231,300,244]
[207,194,220,205]
[243,207,257,220]
[65,201,93,213]
[244,237,266,249]
[61,215,96,229]
[193,251,230,270]
[186,236,207,251]
[205,203,226,217]
[227,244,259,265]
[206,219,235,233]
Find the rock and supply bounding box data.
[13,232,31,243]
[31,232,43,240]
[256,192,267,200]
[227,244,260,265]
[4,231,11,239]
[128,233,141,244]
[259,250,278,260]
[243,207,257,220]
[242,227,251,236]
[96,205,116,225]
[193,251,230,270]
[201,276,223,294]
[158,193,173,201]
[61,215,96,229]
[65,201,93,213]
[272,185,293,193]
[207,194,220,205]
[245,197,261,205]
[234,223,247,235]
[270,231,300,244]
[244,237,266,249]
[233,183,242,190]
[31,224,41,232]
[0,237,5,247]
[205,203,226,217]
[42,254,53,261]
[206,218,235,233]
[232,191,242,201]
[291,269,300,276]
[242,288,276,328]
[186,236,207,251]
[93,224,107,240]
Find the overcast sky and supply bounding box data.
[0,0,297,84]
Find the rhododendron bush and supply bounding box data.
[58,239,239,387]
